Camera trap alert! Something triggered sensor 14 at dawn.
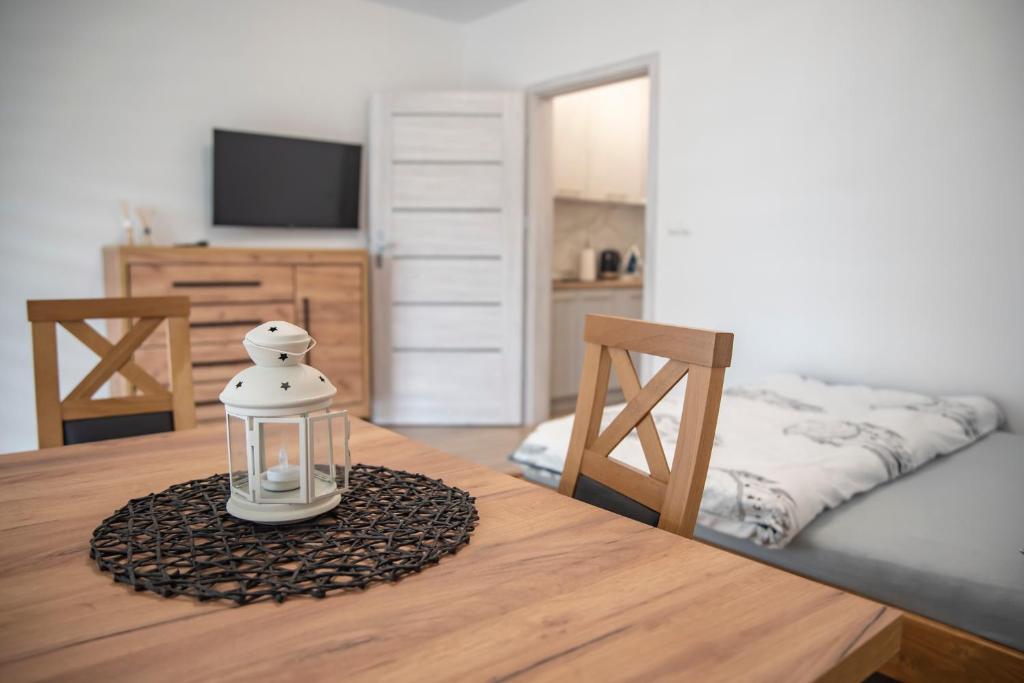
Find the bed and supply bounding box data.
[511,375,1024,675]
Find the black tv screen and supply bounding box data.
[213,129,361,228]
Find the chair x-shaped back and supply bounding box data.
[558,315,733,537]
[28,297,195,448]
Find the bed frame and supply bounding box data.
[879,611,1024,682]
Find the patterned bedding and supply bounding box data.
[510,374,1004,547]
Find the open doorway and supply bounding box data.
[524,56,659,424]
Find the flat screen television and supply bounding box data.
[213,129,361,229]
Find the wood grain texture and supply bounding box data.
[104,246,371,420]
[166,316,196,430]
[60,321,167,397]
[552,278,643,290]
[27,296,189,322]
[879,612,1024,682]
[587,358,687,461]
[608,347,669,482]
[584,314,733,367]
[64,318,162,402]
[27,297,194,447]
[295,264,370,417]
[579,447,668,510]
[29,322,61,449]
[559,315,730,541]
[558,342,611,497]
[61,396,173,420]
[127,263,294,304]
[698,532,1024,681]
[0,423,900,682]
[658,364,726,536]
[102,245,369,266]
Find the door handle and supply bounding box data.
[373,241,396,269]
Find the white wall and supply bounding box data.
[3,0,1022,450]
[0,0,463,451]
[464,0,1024,431]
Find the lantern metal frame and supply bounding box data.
[224,408,350,524]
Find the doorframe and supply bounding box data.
[522,53,661,425]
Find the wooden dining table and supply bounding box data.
[0,420,900,682]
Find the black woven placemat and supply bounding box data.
[90,464,478,605]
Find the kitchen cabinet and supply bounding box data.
[550,285,643,400]
[552,77,649,205]
[551,89,590,199]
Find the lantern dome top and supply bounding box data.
[243,320,314,367]
[219,321,336,415]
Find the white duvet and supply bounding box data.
[511,374,1004,547]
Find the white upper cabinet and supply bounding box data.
[552,77,649,205]
[551,90,590,198]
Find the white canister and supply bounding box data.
[579,245,597,282]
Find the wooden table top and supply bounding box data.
[0,421,900,682]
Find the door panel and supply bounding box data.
[392,304,503,350]
[392,116,504,162]
[371,91,524,424]
[391,259,503,304]
[388,351,509,421]
[390,212,503,257]
[392,164,504,209]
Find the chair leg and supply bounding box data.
[32,321,63,448]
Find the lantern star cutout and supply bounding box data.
[280,382,291,391]
[319,376,326,382]
[278,353,288,361]
[268,326,278,332]
[235,381,243,388]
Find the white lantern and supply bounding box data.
[219,321,349,524]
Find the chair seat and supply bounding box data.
[574,474,660,526]
[62,411,174,445]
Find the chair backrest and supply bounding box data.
[558,314,733,537]
[27,297,196,448]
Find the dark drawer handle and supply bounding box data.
[172,280,261,288]
[192,359,249,367]
[190,320,262,329]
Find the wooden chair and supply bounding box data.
[558,314,733,537]
[28,297,196,448]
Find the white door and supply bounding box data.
[370,91,524,424]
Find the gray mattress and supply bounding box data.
[517,431,1024,651]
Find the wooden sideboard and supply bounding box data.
[103,246,370,422]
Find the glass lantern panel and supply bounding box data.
[309,410,348,499]
[256,418,306,504]
[226,413,251,500]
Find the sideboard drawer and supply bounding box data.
[128,264,294,303]
[190,302,296,326]
[135,344,249,386]
[105,246,371,419]
[136,302,297,352]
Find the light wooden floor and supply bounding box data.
[386,424,535,475]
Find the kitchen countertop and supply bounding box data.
[553,278,643,290]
